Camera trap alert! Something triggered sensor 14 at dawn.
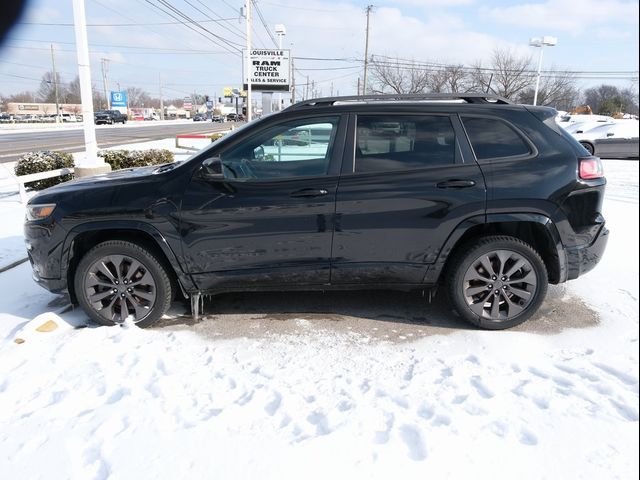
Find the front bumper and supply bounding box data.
[566,223,609,280]
[24,221,68,294]
[31,269,67,294]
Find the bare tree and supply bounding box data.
[470,48,534,100]
[369,57,429,94]
[125,86,153,107]
[6,90,36,103]
[37,71,66,103]
[517,69,579,110]
[426,65,471,93]
[66,76,82,104]
[583,84,639,115]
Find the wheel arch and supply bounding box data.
[424,213,566,286]
[63,222,194,303]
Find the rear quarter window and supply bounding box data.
[461,116,532,160]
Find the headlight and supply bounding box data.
[26,204,56,221]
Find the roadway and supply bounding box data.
[0,121,233,164]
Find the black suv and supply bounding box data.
[25,94,608,330]
[94,110,127,125]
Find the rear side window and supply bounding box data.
[355,115,456,173]
[462,116,532,160]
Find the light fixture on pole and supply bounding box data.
[275,24,286,111]
[529,36,557,106]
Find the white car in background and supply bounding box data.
[573,120,639,157]
[557,114,614,128]
[563,120,615,135]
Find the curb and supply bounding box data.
[0,257,28,273]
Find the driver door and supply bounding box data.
[180,115,346,291]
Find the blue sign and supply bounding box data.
[205,100,214,110]
[110,91,127,107]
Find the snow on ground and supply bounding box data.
[0,161,637,479]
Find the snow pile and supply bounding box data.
[0,161,637,479]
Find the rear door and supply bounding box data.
[331,112,486,285]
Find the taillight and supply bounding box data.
[579,157,604,180]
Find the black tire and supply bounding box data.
[74,240,173,328]
[446,235,548,330]
[580,141,594,155]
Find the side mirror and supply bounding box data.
[200,156,224,179]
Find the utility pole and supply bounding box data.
[305,75,309,100]
[330,82,334,97]
[50,44,60,121]
[357,77,361,96]
[363,5,373,96]
[71,0,110,176]
[159,74,164,120]
[100,58,109,109]
[244,0,252,122]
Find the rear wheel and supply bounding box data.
[580,141,594,155]
[446,236,548,330]
[74,240,172,328]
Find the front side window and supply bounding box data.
[355,115,456,173]
[461,116,532,160]
[220,116,339,180]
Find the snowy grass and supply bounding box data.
[0,160,637,479]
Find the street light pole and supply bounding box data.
[275,24,286,111]
[529,36,558,106]
[245,0,252,122]
[71,0,111,177]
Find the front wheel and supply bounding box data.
[74,240,173,328]
[446,236,548,330]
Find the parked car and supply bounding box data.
[562,120,614,135]
[193,113,208,122]
[211,114,225,123]
[25,94,608,330]
[573,120,639,155]
[94,110,127,125]
[593,122,640,159]
[226,113,239,122]
[557,114,614,127]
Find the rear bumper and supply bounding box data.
[566,223,609,280]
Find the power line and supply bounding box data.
[185,0,246,41]
[156,0,243,49]
[296,65,362,71]
[5,37,232,53]
[260,1,335,12]
[17,18,238,26]
[141,0,241,55]
[252,0,279,48]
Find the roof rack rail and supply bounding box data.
[287,93,513,110]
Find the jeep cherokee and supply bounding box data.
[24,94,609,330]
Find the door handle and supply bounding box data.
[290,188,329,198]
[436,179,476,189]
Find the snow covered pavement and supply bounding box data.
[0,160,637,479]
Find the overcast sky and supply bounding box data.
[0,0,638,101]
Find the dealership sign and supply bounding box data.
[110,91,127,107]
[243,49,290,92]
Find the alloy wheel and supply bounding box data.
[462,249,538,322]
[83,254,157,323]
